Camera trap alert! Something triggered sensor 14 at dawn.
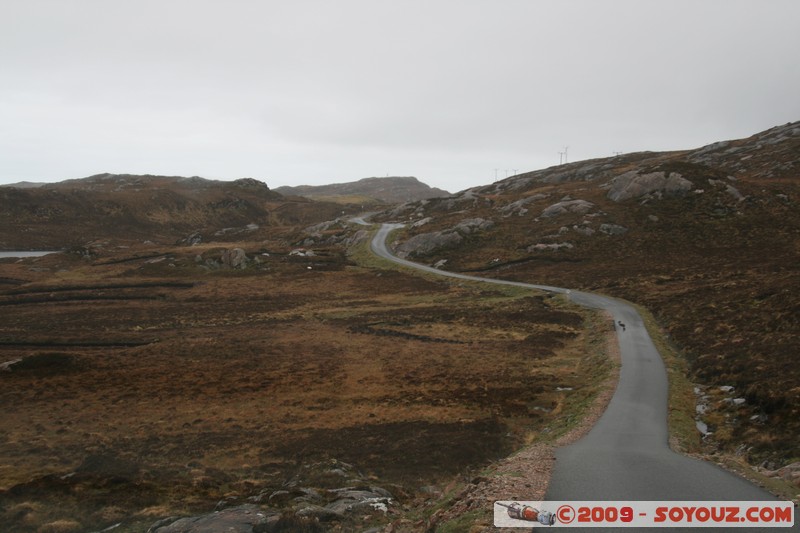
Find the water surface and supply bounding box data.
[0,251,60,258]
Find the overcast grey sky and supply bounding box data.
[2,0,799,193]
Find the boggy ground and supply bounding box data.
[0,241,608,532]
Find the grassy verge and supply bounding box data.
[632,302,701,455]
[530,300,618,445]
[344,223,384,268]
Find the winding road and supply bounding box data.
[370,223,794,531]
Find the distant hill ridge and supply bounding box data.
[1,173,270,192]
[275,176,451,204]
[0,173,357,249]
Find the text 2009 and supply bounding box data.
[577,506,634,522]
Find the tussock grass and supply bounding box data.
[533,302,617,444]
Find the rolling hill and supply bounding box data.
[365,120,800,469]
[0,174,358,249]
[275,176,450,205]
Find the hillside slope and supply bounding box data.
[275,176,450,204]
[0,174,357,249]
[372,121,799,469]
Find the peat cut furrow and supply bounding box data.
[0,280,195,295]
[0,338,156,348]
[0,293,164,306]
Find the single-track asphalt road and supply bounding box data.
[371,223,795,532]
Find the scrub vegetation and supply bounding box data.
[0,240,605,532]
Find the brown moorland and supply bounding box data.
[0,239,612,532]
[1,120,797,531]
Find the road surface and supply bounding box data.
[370,223,795,531]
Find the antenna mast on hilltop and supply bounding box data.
[559,146,569,165]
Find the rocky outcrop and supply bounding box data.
[540,199,594,218]
[196,248,252,270]
[0,358,22,371]
[706,179,745,201]
[453,218,494,234]
[527,242,574,252]
[395,218,494,258]
[214,223,260,237]
[177,232,203,246]
[606,171,693,202]
[298,217,375,248]
[147,480,393,532]
[436,189,483,211]
[498,194,548,216]
[599,224,628,236]
[396,231,463,258]
[148,505,269,533]
[221,248,249,269]
[411,217,432,228]
[572,225,595,236]
[342,229,369,247]
[296,487,392,521]
[304,219,344,236]
[760,462,800,487]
